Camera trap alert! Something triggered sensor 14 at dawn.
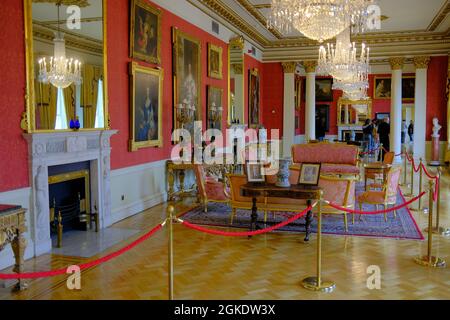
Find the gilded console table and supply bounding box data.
[166,161,196,201]
[0,205,27,291]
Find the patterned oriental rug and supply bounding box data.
[179,186,424,240]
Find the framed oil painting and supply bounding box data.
[207,86,223,130]
[172,28,202,138]
[130,0,161,64]
[316,78,333,102]
[402,76,415,101]
[374,77,391,99]
[129,62,163,151]
[208,43,223,79]
[248,68,260,128]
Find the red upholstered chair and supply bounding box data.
[194,164,230,213]
[357,166,402,223]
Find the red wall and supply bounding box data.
[426,56,448,141]
[108,0,229,170]
[262,62,283,137]
[0,0,29,193]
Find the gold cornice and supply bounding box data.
[389,57,405,70]
[413,56,431,69]
[281,62,297,73]
[235,0,283,39]
[427,0,450,31]
[191,0,269,46]
[302,61,317,73]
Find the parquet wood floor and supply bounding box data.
[1,164,449,300]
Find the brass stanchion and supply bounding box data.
[401,147,407,186]
[302,191,335,292]
[405,155,415,197]
[167,205,175,300]
[414,181,446,268]
[424,168,450,236]
[411,158,423,211]
[57,211,63,248]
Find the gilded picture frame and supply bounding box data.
[374,76,416,101]
[208,43,223,79]
[248,68,260,128]
[207,86,223,130]
[129,62,164,151]
[130,0,162,65]
[172,27,202,138]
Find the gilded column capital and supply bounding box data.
[231,63,243,75]
[229,36,244,50]
[413,56,431,69]
[389,57,405,70]
[281,62,297,73]
[302,61,317,73]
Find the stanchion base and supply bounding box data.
[414,256,446,268]
[301,277,336,293]
[423,227,450,236]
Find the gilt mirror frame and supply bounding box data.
[22,0,109,133]
[337,98,373,126]
[228,35,245,126]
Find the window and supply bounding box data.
[55,88,68,130]
[95,79,104,128]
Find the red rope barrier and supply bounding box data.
[179,206,312,237]
[0,223,164,280]
[326,191,426,215]
[420,163,439,201]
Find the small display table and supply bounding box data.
[364,163,392,190]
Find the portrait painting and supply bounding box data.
[298,163,321,186]
[248,68,260,128]
[129,62,163,151]
[173,28,202,139]
[207,86,223,130]
[316,78,333,102]
[130,0,161,64]
[402,77,415,101]
[374,77,392,99]
[208,44,223,79]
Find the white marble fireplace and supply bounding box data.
[23,130,117,256]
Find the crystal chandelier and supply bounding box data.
[317,28,370,82]
[38,3,82,89]
[268,0,374,42]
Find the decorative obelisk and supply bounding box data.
[430,117,442,166]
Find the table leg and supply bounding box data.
[167,167,175,201]
[11,233,27,291]
[179,170,185,194]
[304,200,313,242]
[249,197,258,238]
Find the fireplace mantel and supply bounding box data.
[23,130,117,256]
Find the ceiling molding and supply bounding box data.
[427,0,450,31]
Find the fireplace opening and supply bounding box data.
[48,162,91,238]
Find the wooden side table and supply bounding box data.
[240,184,321,242]
[0,205,27,291]
[364,163,392,190]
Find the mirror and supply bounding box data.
[229,36,244,125]
[24,0,108,132]
[337,98,373,126]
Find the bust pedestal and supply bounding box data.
[429,136,441,166]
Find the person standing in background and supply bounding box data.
[401,120,407,144]
[378,117,390,161]
[408,120,414,142]
[362,119,373,155]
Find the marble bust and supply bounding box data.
[432,117,441,138]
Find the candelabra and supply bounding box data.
[176,101,195,129]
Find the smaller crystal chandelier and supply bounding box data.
[38,3,82,89]
[268,0,375,42]
[317,28,370,82]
